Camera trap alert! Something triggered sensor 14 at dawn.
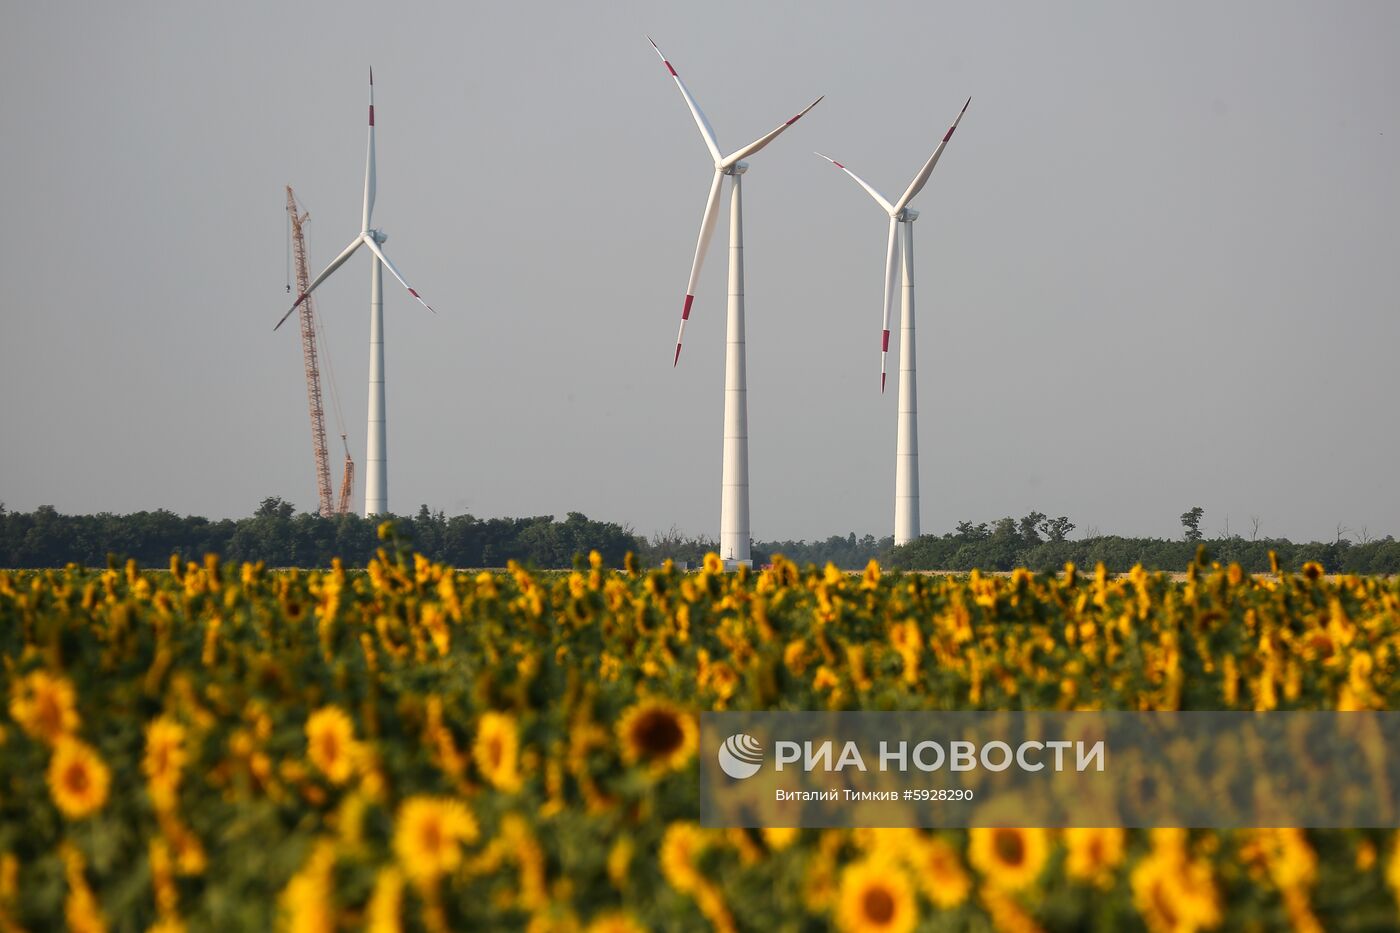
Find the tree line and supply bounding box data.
[1,502,1396,574]
[885,509,1400,575]
[0,500,637,570]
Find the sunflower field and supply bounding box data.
[2,533,1400,932]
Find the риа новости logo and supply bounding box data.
[717,733,763,779]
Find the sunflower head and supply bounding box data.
[968,827,1049,892]
[473,711,523,793]
[1064,827,1126,887]
[913,835,971,909]
[616,699,697,775]
[306,706,356,785]
[1131,850,1221,933]
[393,796,479,884]
[143,715,187,809]
[47,737,111,820]
[9,671,80,745]
[836,858,916,933]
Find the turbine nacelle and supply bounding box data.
[897,208,919,223]
[368,229,388,245]
[722,161,749,176]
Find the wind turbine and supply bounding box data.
[816,97,969,546]
[650,36,821,568]
[275,68,435,518]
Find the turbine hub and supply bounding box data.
[368,229,388,244]
[723,161,749,176]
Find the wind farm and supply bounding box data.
[4,7,1399,929]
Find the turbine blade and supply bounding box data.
[894,97,970,212]
[814,152,895,214]
[363,68,376,232]
[674,170,725,365]
[721,96,823,168]
[880,216,899,392]
[275,236,364,330]
[362,234,435,314]
[648,37,723,164]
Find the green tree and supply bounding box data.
[1181,507,1205,543]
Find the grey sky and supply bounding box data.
[1,1,1396,544]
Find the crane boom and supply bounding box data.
[286,186,335,515]
[336,434,355,516]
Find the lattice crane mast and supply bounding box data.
[286,186,353,515]
[336,434,355,516]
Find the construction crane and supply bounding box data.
[335,434,354,516]
[286,186,354,515]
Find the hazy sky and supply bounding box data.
[1,1,1396,544]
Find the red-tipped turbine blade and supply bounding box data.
[275,293,308,331]
[275,236,364,330]
[648,36,723,164]
[361,235,435,314]
[879,217,899,391]
[814,152,895,214]
[672,173,723,365]
[721,96,823,168]
[894,97,971,212]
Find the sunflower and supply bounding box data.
[1131,851,1221,933]
[9,671,79,745]
[606,837,634,889]
[147,918,186,933]
[1063,827,1126,887]
[761,826,800,852]
[979,886,1043,933]
[528,910,583,933]
[149,838,178,917]
[143,716,187,810]
[393,796,479,884]
[1244,828,1316,891]
[279,838,336,933]
[47,737,110,820]
[659,822,709,895]
[279,592,309,624]
[1,852,17,902]
[60,843,107,933]
[968,827,1049,892]
[473,711,523,793]
[911,835,972,909]
[616,699,697,774]
[1387,836,1400,907]
[783,640,810,676]
[861,559,881,589]
[1357,838,1377,872]
[836,859,917,933]
[365,866,404,933]
[306,706,356,785]
[584,912,647,933]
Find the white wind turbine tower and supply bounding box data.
[275,68,435,518]
[816,98,969,546]
[650,37,822,568]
